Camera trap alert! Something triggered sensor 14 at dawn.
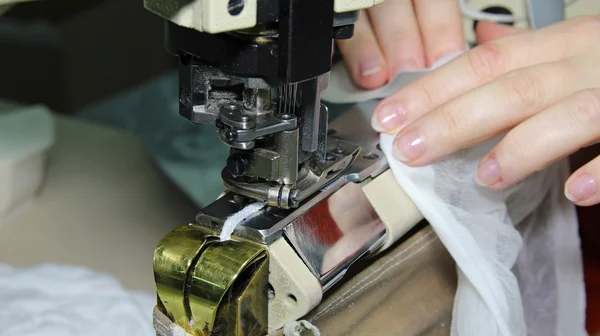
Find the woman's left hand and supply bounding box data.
[371,17,600,207]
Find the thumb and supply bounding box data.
[475,21,525,44]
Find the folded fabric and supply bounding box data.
[322,51,463,104]
[0,264,155,336]
[322,55,586,335]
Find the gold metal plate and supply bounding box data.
[154,224,268,336]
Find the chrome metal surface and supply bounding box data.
[275,129,299,184]
[219,113,297,145]
[284,181,386,287]
[197,102,389,289]
[299,75,329,154]
[179,59,334,209]
[222,135,360,208]
[244,88,272,111]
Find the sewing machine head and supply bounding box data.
[146,0,383,209]
[145,2,399,335]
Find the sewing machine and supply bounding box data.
[0,0,572,334]
[143,1,426,335]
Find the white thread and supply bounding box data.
[169,324,192,336]
[283,320,321,336]
[219,202,266,241]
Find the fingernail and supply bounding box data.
[393,131,425,162]
[395,59,419,73]
[372,105,406,132]
[476,157,501,186]
[360,57,382,77]
[565,173,597,202]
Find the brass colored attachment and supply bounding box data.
[154,224,269,336]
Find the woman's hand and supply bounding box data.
[337,0,465,89]
[371,17,600,206]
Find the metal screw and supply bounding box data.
[279,114,293,120]
[232,195,245,205]
[362,152,379,160]
[227,154,250,178]
[224,103,238,111]
[179,87,191,107]
[333,147,344,154]
[225,130,236,141]
[289,189,300,201]
[326,153,335,161]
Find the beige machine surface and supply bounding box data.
[145,0,384,34]
[0,103,198,292]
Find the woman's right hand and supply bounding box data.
[336,0,466,89]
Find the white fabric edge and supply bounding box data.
[380,133,512,336]
[553,162,586,335]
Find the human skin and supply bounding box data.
[369,17,600,207]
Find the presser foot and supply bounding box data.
[222,136,360,209]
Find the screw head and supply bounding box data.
[227,154,250,178]
[232,194,245,205]
[289,189,300,201]
[362,152,379,160]
[326,153,335,161]
[179,87,191,107]
[333,147,344,154]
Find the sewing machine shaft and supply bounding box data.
[143,1,408,335]
[149,0,372,208]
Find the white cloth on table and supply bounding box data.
[0,264,155,336]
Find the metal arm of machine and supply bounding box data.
[142,1,425,335]
[151,102,424,336]
[144,0,386,209]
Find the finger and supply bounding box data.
[566,155,600,207]
[475,20,525,43]
[413,0,465,67]
[337,10,389,89]
[389,58,599,165]
[473,89,600,193]
[371,17,594,134]
[367,0,426,75]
